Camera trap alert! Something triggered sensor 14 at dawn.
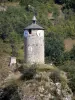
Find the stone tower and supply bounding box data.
[24,16,44,64]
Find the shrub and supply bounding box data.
[0,84,21,100]
[58,61,75,92]
[70,45,75,61]
[19,64,36,80]
[64,51,71,61]
[45,32,64,65]
[49,70,61,83]
[64,45,75,62]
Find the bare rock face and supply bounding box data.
[0,5,7,11]
[18,71,73,100]
[0,65,73,100]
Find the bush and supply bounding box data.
[0,6,27,41]
[58,61,75,92]
[19,64,36,80]
[64,45,75,62]
[49,70,61,83]
[45,32,64,65]
[70,45,75,61]
[0,84,21,100]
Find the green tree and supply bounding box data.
[45,32,64,65]
[9,31,20,56]
[70,45,75,61]
[58,61,75,92]
[0,6,27,41]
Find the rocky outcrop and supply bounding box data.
[18,69,73,100]
[0,64,73,100]
[0,5,7,11]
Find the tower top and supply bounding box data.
[24,16,44,30]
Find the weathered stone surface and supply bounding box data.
[19,71,73,100]
[55,82,61,96]
[0,66,73,100]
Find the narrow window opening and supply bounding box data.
[29,29,31,34]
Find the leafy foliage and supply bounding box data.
[58,61,75,92]
[18,64,36,80]
[64,45,75,62]
[45,32,64,65]
[0,0,75,63]
[0,84,21,100]
[49,70,61,83]
[0,6,28,57]
[0,0,75,96]
[54,0,75,10]
[70,45,75,61]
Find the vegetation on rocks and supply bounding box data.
[0,0,75,99]
[0,64,73,100]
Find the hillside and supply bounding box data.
[0,0,75,99]
[0,64,73,100]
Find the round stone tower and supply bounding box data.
[24,16,44,64]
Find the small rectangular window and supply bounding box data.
[29,29,31,34]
